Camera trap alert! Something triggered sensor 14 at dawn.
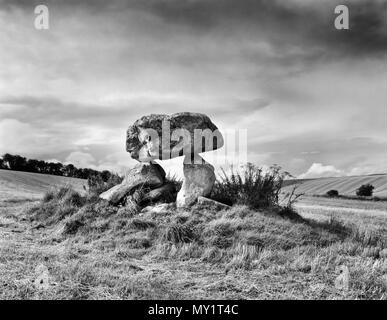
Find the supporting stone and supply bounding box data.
[140,182,177,204]
[176,155,215,208]
[197,196,231,210]
[99,162,165,205]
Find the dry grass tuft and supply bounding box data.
[161,223,196,244]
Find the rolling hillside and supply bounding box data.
[0,169,87,201]
[283,174,387,197]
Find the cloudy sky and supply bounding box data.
[1,0,387,178]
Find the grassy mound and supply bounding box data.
[16,181,385,299]
[3,169,386,299]
[26,187,386,277]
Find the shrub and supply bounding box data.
[210,163,291,209]
[327,189,339,197]
[356,184,375,197]
[42,190,55,202]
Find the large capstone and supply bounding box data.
[99,162,165,205]
[126,112,224,162]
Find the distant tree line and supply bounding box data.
[0,153,119,182]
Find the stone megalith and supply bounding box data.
[100,112,224,208]
[125,112,223,207]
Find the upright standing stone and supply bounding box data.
[176,155,216,208]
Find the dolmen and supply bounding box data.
[100,112,224,208]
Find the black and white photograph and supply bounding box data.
[0,0,386,305]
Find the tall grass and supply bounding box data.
[29,186,86,225]
[87,174,123,196]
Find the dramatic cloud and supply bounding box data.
[1,0,387,177]
[299,163,343,179]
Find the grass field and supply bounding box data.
[283,174,387,197]
[0,171,386,300]
[0,169,87,202]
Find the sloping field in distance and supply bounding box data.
[283,174,387,197]
[0,169,86,201]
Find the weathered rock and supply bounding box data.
[176,155,215,208]
[141,183,177,204]
[140,203,176,214]
[197,196,231,210]
[99,162,165,205]
[126,112,224,162]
